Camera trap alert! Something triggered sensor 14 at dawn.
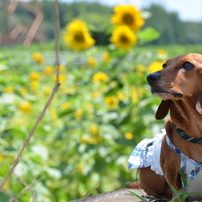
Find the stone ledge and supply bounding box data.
[70,188,165,202]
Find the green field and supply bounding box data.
[0,43,201,201]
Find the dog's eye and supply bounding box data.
[181,62,194,71]
[162,63,167,69]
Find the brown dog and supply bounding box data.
[127,53,202,201]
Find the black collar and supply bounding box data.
[176,127,202,144]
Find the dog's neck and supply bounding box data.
[167,99,202,162]
[170,99,202,139]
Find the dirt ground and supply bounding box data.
[70,188,167,202]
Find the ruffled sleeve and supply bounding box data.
[128,129,166,176]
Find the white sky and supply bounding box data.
[64,0,202,22]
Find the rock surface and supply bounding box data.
[70,188,166,202]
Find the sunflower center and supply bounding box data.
[74,31,85,42]
[120,35,129,44]
[122,13,134,25]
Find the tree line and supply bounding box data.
[0,0,201,45]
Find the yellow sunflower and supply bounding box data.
[4,86,14,94]
[102,52,111,63]
[111,4,144,31]
[29,72,41,81]
[63,19,95,51]
[104,96,119,108]
[147,61,164,73]
[32,52,44,64]
[124,132,134,140]
[87,57,97,67]
[110,25,137,50]
[44,66,54,76]
[19,101,32,114]
[92,72,109,83]
[91,123,99,135]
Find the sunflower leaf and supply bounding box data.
[137,27,161,44]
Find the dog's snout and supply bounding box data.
[147,72,160,82]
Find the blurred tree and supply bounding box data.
[184,22,202,44]
[0,1,9,37]
[144,4,186,44]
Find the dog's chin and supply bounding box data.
[152,90,183,100]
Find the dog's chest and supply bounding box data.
[188,169,202,201]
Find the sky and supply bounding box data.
[65,0,202,22]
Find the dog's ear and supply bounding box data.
[155,100,171,120]
[196,91,202,115]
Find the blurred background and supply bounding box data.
[0,0,202,46]
[0,1,201,202]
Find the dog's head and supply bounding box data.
[146,53,202,119]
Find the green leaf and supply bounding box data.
[58,162,74,176]
[128,190,148,202]
[55,125,80,140]
[178,168,188,187]
[115,138,134,146]
[137,27,161,44]
[9,127,27,139]
[105,25,115,35]
[171,186,178,195]
[45,167,61,179]
[119,101,128,108]
[104,87,119,97]
[169,186,190,202]
[93,155,107,172]
[102,111,118,123]
[31,145,49,161]
[0,164,9,177]
[0,192,10,202]
[115,113,131,127]
[58,108,75,118]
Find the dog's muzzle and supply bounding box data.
[146,72,183,98]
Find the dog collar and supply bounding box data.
[176,127,202,144]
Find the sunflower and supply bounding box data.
[111,4,144,31]
[102,52,111,63]
[147,61,164,73]
[29,72,41,81]
[110,25,137,50]
[32,52,44,64]
[19,101,32,114]
[44,66,54,76]
[104,96,119,108]
[4,86,14,94]
[124,132,134,140]
[92,72,109,83]
[87,57,97,67]
[91,123,99,135]
[63,19,95,51]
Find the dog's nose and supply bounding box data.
[147,72,160,82]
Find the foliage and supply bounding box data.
[1,43,202,202]
[0,24,166,200]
